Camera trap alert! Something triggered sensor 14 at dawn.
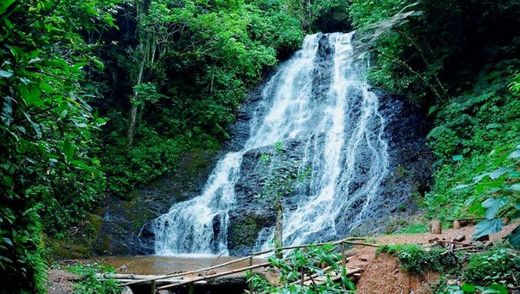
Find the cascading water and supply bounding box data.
[153,32,389,255]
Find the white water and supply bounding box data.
[153,32,389,255]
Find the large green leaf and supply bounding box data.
[473,219,503,240]
[482,197,508,220]
[473,167,512,182]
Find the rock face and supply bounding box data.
[224,34,434,256]
[225,90,433,255]
[93,150,219,255]
[95,33,433,257]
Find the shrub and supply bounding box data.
[378,244,459,274]
[463,248,520,287]
[68,263,121,294]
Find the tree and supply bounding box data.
[0,0,118,291]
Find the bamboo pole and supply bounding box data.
[157,261,273,290]
[124,237,375,286]
[123,256,254,286]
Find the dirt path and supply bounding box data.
[349,223,518,294]
[47,270,80,294]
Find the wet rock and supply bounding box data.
[348,91,433,236]
[93,150,219,255]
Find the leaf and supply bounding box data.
[474,167,512,182]
[509,183,520,191]
[1,96,13,126]
[0,0,15,15]
[22,112,42,138]
[508,150,520,159]
[489,168,511,179]
[482,197,508,220]
[485,123,500,129]
[473,219,503,240]
[2,237,13,246]
[427,126,448,139]
[19,85,42,106]
[461,283,477,293]
[507,225,520,249]
[0,70,13,78]
[482,283,508,294]
[452,155,463,161]
[62,140,75,163]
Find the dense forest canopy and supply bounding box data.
[0,0,518,292]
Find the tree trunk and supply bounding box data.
[274,199,283,258]
[127,51,145,148]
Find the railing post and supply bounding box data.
[341,242,346,267]
[150,280,156,294]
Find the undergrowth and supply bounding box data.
[380,244,520,293]
[377,244,460,274]
[67,263,121,294]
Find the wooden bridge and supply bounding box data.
[101,237,376,293]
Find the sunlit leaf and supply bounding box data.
[452,154,463,161]
[473,219,503,240]
[482,197,508,220]
[0,70,13,78]
[508,150,520,159]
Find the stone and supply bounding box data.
[93,149,219,255]
[453,220,461,229]
[453,234,466,242]
[475,234,490,242]
[429,220,442,234]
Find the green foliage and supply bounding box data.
[349,2,519,238]
[285,0,351,32]
[259,142,303,201]
[463,248,520,287]
[350,0,519,105]
[394,222,428,234]
[436,248,519,293]
[98,0,304,195]
[68,263,121,294]
[0,0,119,292]
[438,283,508,294]
[424,69,519,232]
[378,244,459,274]
[247,244,355,293]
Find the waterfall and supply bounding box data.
[153,32,389,256]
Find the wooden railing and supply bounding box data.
[108,237,376,292]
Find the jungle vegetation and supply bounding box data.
[0,0,518,292]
